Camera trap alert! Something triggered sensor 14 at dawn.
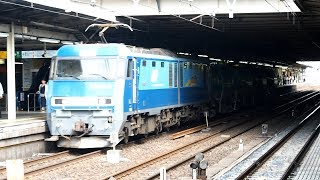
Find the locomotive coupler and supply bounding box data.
[73,120,88,132]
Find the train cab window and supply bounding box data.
[127,59,133,78]
[152,61,156,67]
[161,62,164,68]
[57,59,82,77]
[142,60,146,67]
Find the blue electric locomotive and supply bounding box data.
[46,44,210,148]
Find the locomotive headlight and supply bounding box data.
[55,99,63,104]
[52,97,112,106]
[98,98,112,105]
[54,98,67,105]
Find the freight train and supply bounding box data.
[46,43,278,148]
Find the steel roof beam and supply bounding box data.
[294,0,306,12]
[23,0,117,22]
[91,0,301,16]
[156,0,161,13]
[0,23,78,41]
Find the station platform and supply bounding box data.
[293,132,320,179]
[0,111,49,162]
[275,84,297,95]
[0,111,45,126]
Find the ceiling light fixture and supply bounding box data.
[0,32,9,38]
[226,0,237,19]
[198,54,208,58]
[14,34,37,40]
[239,61,248,64]
[38,38,60,44]
[61,41,74,45]
[209,58,222,61]
[177,52,191,56]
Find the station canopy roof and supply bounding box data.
[0,0,319,64]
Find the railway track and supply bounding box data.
[24,150,102,178]
[170,120,227,140]
[170,124,208,139]
[273,91,318,111]
[171,91,318,141]
[281,124,320,179]
[1,91,316,179]
[0,150,71,178]
[102,91,320,180]
[4,129,172,179]
[103,110,297,179]
[216,101,320,180]
[103,116,262,179]
[275,90,310,107]
[0,150,106,179]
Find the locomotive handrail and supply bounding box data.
[27,93,38,112]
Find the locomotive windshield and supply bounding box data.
[54,58,126,80]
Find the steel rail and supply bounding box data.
[280,124,320,180]
[170,124,207,139]
[273,91,317,110]
[103,91,320,180]
[147,95,320,180]
[104,117,255,179]
[1,89,314,179]
[235,102,320,180]
[24,150,101,177]
[170,109,261,140]
[23,132,166,177]
[279,90,299,97]
[170,121,224,140]
[273,90,310,110]
[20,150,70,166]
[0,150,70,178]
[146,117,272,179]
[276,92,320,115]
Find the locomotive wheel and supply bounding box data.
[154,121,162,135]
[154,125,162,135]
[123,128,129,144]
[154,126,160,135]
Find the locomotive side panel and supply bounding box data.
[137,58,179,113]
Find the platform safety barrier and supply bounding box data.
[27,93,39,112]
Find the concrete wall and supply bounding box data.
[0,120,53,162]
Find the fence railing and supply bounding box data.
[0,93,41,112]
[0,94,6,112]
[27,93,39,112]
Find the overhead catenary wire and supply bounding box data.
[71,0,146,23]
[137,1,224,32]
[264,0,280,12]
[179,0,220,21]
